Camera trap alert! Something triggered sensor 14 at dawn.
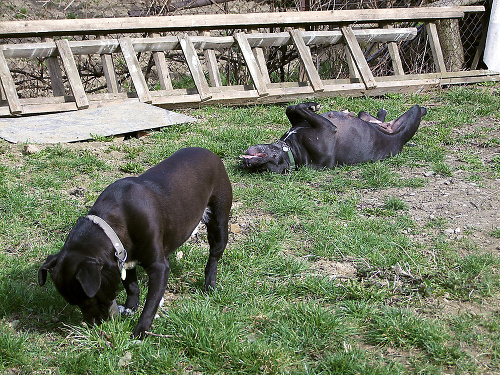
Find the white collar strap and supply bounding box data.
[86,214,128,280]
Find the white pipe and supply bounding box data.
[484,0,500,72]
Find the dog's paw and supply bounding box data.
[299,102,321,112]
[132,324,149,340]
[118,305,135,316]
[309,103,322,112]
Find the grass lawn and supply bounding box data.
[1,84,500,374]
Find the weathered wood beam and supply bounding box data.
[178,35,212,101]
[383,25,405,76]
[425,22,447,73]
[234,32,269,97]
[0,28,419,59]
[99,35,120,94]
[341,26,377,89]
[43,38,66,97]
[249,29,272,87]
[289,29,324,92]
[345,45,361,81]
[151,33,173,91]
[202,31,222,87]
[119,37,152,103]
[0,47,22,114]
[2,70,498,117]
[55,39,89,109]
[0,7,483,37]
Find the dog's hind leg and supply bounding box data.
[286,102,322,127]
[204,201,230,292]
[377,108,388,122]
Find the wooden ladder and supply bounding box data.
[0,6,494,117]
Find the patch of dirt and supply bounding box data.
[0,0,144,21]
[310,259,358,279]
[357,120,500,257]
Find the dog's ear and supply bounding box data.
[38,254,59,286]
[75,260,103,298]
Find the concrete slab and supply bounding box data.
[0,102,198,144]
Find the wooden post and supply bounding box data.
[383,24,405,76]
[289,29,324,92]
[344,45,361,81]
[178,34,212,101]
[341,26,377,89]
[234,32,269,96]
[0,47,22,114]
[249,29,272,86]
[202,31,222,87]
[425,22,447,73]
[55,38,89,109]
[119,37,152,103]
[151,33,173,91]
[99,35,120,93]
[43,38,66,97]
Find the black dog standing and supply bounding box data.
[241,102,427,173]
[38,147,232,338]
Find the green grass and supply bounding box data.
[1,85,500,374]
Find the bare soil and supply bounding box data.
[314,117,500,275]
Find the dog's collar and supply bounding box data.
[275,140,296,171]
[86,215,128,280]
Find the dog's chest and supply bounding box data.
[124,261,138,270]
[283,127,304,142]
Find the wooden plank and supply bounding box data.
[101,53,120,93]
[151,33,173,91]
[43,38,66,97]
[250,29,272,86]
[119,37,152,103]
[0,28,419,58]
[0,47,22,114]
[0,7,482,37]
[202,31,222,87]
[425,22,447,73]
[178,35,212,101]
[383,25,405,76]
[234,32,269,96]
[99,36,120,94]
[153,51,174,91]
[344,45,361,81]
[341,26,377,89]
[1,70,498,117]
[289,29,324,92]
[55,39,89,109]
[297,27,307,83]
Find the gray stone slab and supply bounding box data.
[0,102,198,144]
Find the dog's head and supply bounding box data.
[38,250,120,325]
[240,143,289,173]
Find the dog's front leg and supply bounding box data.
[122,267,140,311]
[132,259,170,338]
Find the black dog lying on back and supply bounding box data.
[241,102,427,173]
[38,147,232,338]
